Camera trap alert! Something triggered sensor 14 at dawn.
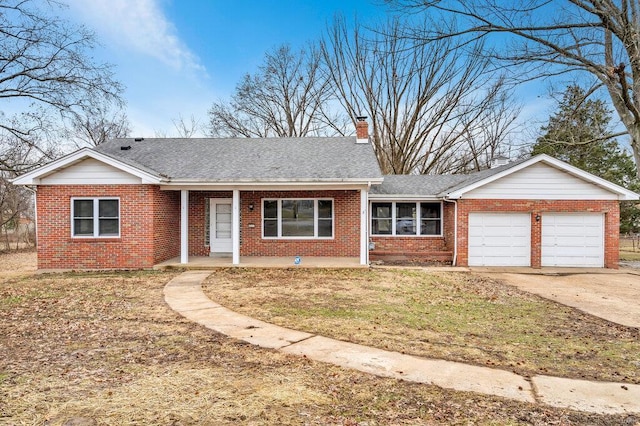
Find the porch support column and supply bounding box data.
[232,189,240,265]
[360,189,369,265]
[180,190,189,264]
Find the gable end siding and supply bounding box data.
[462,163,618,200]
[39,158,143,185]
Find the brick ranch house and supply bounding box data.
[12,120,639,270]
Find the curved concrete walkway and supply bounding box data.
[164,271,640,415]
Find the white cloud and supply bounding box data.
[66,0,205,74]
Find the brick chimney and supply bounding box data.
[356,116,369,144]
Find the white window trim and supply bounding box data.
[71,197,121,238]
[262,198,334,240]
[370,201,443,237]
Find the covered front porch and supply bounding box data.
[171,187,370,267]
[154,255,366,270]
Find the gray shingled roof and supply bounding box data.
[369,174,469,197]
[370,157,532,197]
[96,137,383,182]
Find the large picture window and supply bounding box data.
[72,198,120,237]
[263,199,333,238]
[371,201,442,236]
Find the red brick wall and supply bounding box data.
[37,185,180,269]
[456,199,620,268]
[153,189,180,264]
[238,190,361,257]
[370,201,455,262]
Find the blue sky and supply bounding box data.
[62,0,387,137]
[59,0,553,141]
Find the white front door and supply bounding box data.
[210,198,232,256]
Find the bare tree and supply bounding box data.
[321,16,519,174]
[0,0,123,171]
[208,44,348,138]
[389,0,640,177]
[68,103,131,147]
[172,114,201,138]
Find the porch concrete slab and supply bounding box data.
[155,256,366,270]
[533,375,640,414]
[282,335,534,403]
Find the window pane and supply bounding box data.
[318,200,332,218]
[421,220,441,235]
[420,203,441,219]
[99,219,119,236]
[99,199,118,218]
[74,219,94,235]
[282,218,314,236]
[372,218,390,234]
[396,203,416,235]
[263,219,277,237]
[396,218,416,235]
[318,219,332,237]
[74,200,93,218]
[372,203,391,219]
[281,200,314,237]
[263,200,277,218]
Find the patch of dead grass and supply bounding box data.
[203,268,640,384]
[1,263,637,425]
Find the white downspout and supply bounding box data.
[25,186,37,249]
[444,198,458,266]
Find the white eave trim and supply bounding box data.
[159,178,384,191]
[446,154,640,201]
[11,148,163,185]
[368,194,442,201]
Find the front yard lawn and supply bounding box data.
[1,255,637,425]
[203,268,640,385]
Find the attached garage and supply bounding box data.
[541,213,604,267]
[468,213,531,266]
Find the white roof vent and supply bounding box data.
[491,155,510,168]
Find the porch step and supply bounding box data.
[369,251,453,263]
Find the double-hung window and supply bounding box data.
[72,198,120,237]
[371,201,442,236]
[263,199,333,238]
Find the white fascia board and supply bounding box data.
[11,148,162,185]
[159,178,383,191]
[446,154,640,200]
[368,194,442,201]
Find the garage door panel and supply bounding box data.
[542,213,603,267]
[468,213,531,266]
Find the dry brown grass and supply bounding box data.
[203,268,640,385]
[1,258,637,425]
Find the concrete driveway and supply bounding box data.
[477,269,640,328]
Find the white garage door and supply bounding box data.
[542,213,604,267]
[468,213,531,266]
